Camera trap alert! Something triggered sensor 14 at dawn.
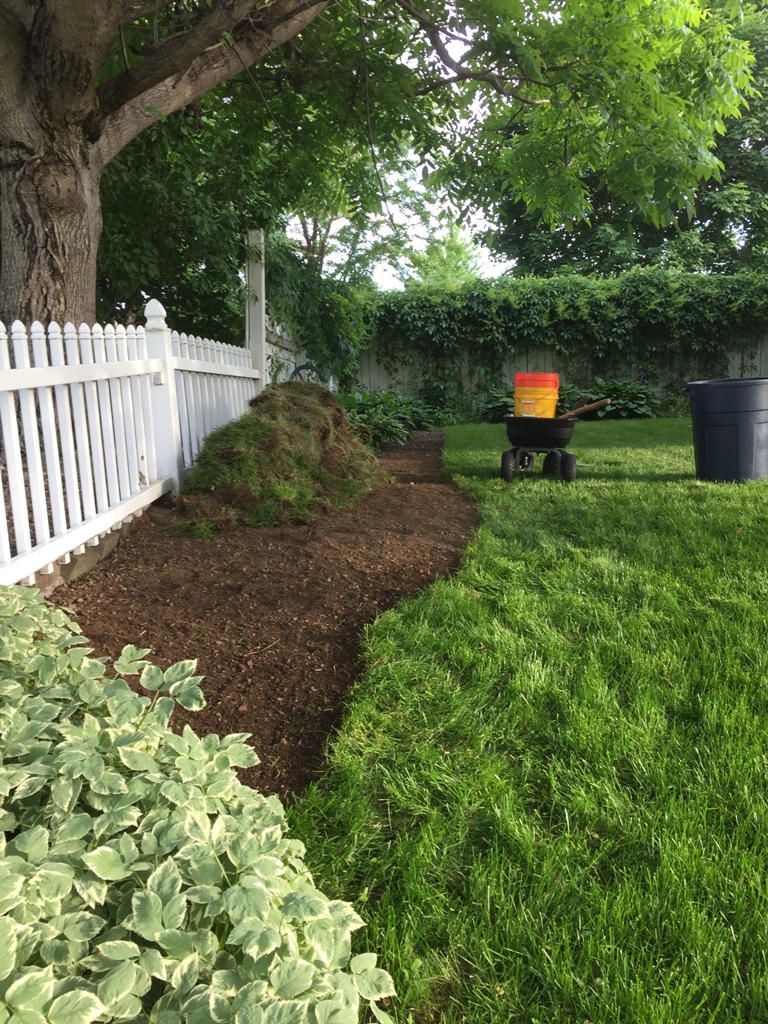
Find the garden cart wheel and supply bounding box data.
[542,452,558,475]
[561,452,577,482]
[501,450,516,482]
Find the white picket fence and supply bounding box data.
[0,299,260,587]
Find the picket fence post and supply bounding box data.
[143,299,184,492]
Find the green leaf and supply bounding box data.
[90,771,129,795]
[209,991,231,1024]
[269,960,315,999]
[113,644,151,675]
[160,781,191,806]
[162,893,187,931]
[262,1003,308,1024]
[57,814,93,842]
[4,967,56,1010]
[97,961,137,1008]
[314,1003,357,1024]
[352,968,396,1001]
[46,990,104,1024]
[139,947,167,980]
[234,1008,263,1024]
[131,889,164,940]
[140,664,165,692]
[105,993,144,1019]
[117,747,157,772]
[171,953,199,997]
[349,953,377,974]
[280,892,330,922]
[35,864,75,900]
[9,1011,47,1024]
[58,911,105,941]
[148,857,182,901]
[173,684,206,711]
[74,873,108,909]
[163,660,198,685]
[368,1002,395,1024]
[12,826,49,864]
[82,846,132,880]
[0,874,24,913]
[97,940,142,961]
[156,929,195,958]
[39,939,70,965]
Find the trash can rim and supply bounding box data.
[687,376,768,387]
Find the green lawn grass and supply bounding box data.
[288,419,768,1024]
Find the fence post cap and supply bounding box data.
[144,299,167,328]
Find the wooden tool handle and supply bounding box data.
[557,397,612,419]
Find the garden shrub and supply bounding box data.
[179,382,389,529]
[335,390,435,450]
[0,587,395,1024]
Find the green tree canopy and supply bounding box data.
[0,0,753,325]
[488,7,768,276]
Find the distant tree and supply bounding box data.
[402,224,483,289]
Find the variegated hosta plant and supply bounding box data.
[0,588,395,1024]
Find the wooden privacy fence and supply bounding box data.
[0,299,260,587]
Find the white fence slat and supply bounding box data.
[79,323,111,514]
[0,463,11,566]
[189,336,206,460]
[104,325,131,500]
[12,321,50,546]
[173,332,193,469]
[91,324,122,506]
[115,325,141,494]
[31,321,68,538]
[50,322,84,528]
[64,323,96,521]
[135,326,158,483]
[126,326,150,487]
[0,323,32,556]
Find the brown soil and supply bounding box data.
[50,432,476,803]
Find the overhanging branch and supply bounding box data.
[393,0,549,105]
[95,0,329,166]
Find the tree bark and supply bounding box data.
[0,0,329,327]
[0,131,103,327]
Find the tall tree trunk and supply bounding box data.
[0,131,102,327]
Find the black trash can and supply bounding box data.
[686,377,768,482]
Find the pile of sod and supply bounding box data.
[178,381,389,531]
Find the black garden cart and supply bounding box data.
[500,398,611,483]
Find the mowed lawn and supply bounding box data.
[289,419,768,1024]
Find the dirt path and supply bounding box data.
[51,431,477,802]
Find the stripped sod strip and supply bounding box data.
[289,419,768,1024]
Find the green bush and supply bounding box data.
[336,389,435,450]
[557,377,661,418]
[365,271,768,415]
[0,587,394,1024]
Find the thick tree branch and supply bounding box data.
[98,0,261,118]
[120,0,175,26]
[95,0,329,166]
[393,0,549,105]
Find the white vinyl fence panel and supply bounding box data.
[173,330,258,468]
[0,300,261,587]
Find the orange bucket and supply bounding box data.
[514,372,560,418]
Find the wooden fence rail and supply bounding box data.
[0,299,260,587]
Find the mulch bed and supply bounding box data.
[51,431,477,803]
